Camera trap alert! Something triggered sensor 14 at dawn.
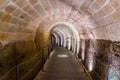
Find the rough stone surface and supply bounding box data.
[0,39,50,80]
[79,39,120,80]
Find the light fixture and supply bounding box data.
[57,54,68,58]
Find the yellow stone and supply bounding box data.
[2,13,12,22]
[112,11,120,22]
[23,4,30,12]
[0,21,9,32]
[19,13,27,19]
[29,0,38,5]
[5,5,16,13]
[103,4,115,14]
[16,0,27,8]
[10,17,18,24]
[97,0,106,5]
[0,0,6,5]
[12,9,23,17]
[111,0,120,9]
[0,11,4,19]
[11,0,17,2]
[92,1,101,10]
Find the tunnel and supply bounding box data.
[0,0,120,80]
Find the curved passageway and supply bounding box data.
[34,46,90,80]
[0,0,120,80]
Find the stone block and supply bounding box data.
[94,10,106,20]
[16,0,27,8]
[72,0,84,10]
[10,16,19,24]
[63,0,72,5]
[80,0,93,10]
[19,13,28,20]
[111,0,120,9]
[87,6,96,15]
[40,0,52,14]
[103,4,115,14]
[0,22,9,32]
[29,0,38,5]
[104,14,115,24]
[23,4,39,19]
[33,3,46,17]
[0,32,8,40]
[30,12,40,18]
[5,5,16,13]
[12,9,23,17]
[1,13,12,22]
[23,4,33,14]
[49,0,59,14]
[96,0,106,6]
[17,20,28,27]
[112,10,120,22]
[0,11,4,20]
[91,1,101,11]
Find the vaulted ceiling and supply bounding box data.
[0,0,120,42]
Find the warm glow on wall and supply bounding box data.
[81,41,85,60]
[88,53,94,71]
[82,51,85,60]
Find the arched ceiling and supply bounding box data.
[52,25,74,46]
[0,0,120,41]
[52,25,73,37]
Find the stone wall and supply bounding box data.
[109,41,120,80]
[93,40,111,80]
[0,39,50,80]
[35,27,51,62]
[0,41,15,80]
[79,39,120,80]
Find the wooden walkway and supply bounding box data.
[34,47,91,80]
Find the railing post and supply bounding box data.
[13,43,19,80]
[48,45,51,59]
[41,48,44,72]
[83,58,86,72]
[16,64,19,80]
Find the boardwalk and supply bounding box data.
[34,47,91,80]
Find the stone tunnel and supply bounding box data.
[0,0,120,80]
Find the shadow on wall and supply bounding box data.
[0,39,50,80]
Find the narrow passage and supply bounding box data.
[34,47,90,80]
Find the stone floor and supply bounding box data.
[34,47,91,80]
